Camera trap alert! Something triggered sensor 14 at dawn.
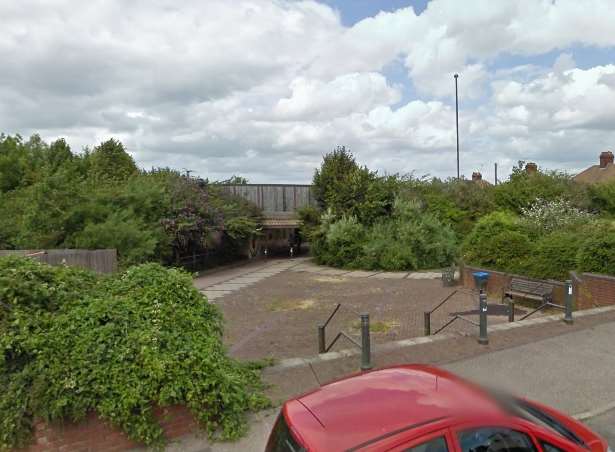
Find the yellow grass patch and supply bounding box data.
[350,320,400,334]
[267,298,316,312]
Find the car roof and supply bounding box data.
[289,364,505,451]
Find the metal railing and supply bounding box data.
[317,303,372,371]
[506,280,574,324]
[424,288,489,344]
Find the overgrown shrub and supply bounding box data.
[520,198,593,233]
[577,224,615,274]
[0,134,262,269]
[493,161,589,213]
[524,230,582,280]
[0,257,268,450]
[588,180,615,216]
[316,215,365,267]
[462,211,534,272]
[313,200,456,271]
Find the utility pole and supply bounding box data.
[454,73,460,180]
[494,163,498,185]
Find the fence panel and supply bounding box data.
[0,249,117,273]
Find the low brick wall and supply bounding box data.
[24,405,197,452]
[460,265,566,305]
[571,271,615,310]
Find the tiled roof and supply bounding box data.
[574,164,615,184]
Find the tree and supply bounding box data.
[88,138,138,182]
[313,146,397,224]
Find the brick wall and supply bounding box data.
[462,265,615,310]
[571,272,615,310]
[23,405,197,452]
[460,265,566,305]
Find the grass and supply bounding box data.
[350,319,399,334]
[266,298,316,312]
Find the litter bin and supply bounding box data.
[472,271,490,292]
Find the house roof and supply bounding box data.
[574,164,615,184]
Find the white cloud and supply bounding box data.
[2,0,615,182]
[275,73,400,120]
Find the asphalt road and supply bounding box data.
[443,322,615,417]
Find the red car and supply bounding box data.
[266,364,610,452]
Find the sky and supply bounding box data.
[2,0,615,183]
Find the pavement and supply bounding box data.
[193,257,451,302]
[178,259,615,451]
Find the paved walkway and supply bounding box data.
[194,258,307,301]
[193,258,453,302]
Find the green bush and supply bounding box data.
[462,211,534,271]
[589,180,615,216]
[524,230,581,280]
[71,211,159,267]
[577,225,615,275]
[313,200,457,271]
[315,215,365,267]
[0,257,268,450]
[493,162,589,213]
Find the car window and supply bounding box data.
[458,427,537,452]
[403,436,449,452]
[541,442,566,452]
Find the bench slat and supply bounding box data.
[506,277,554,301]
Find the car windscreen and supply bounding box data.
[509,398,584,447]
[265,413,306,452]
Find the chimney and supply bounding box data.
[472,172,482,181]
[525,162,538,175]
[600,151,614,168]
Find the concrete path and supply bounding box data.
[193,257,455,302]
[194,258,307,301]
[287,260,454,280]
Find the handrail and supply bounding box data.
[427,289,458,315]
[432,314,479,335]
[323,331,361,352]
[317,303,372,370]
[424,288,474,336]
[321,303,341,330]
[517,301,565,321]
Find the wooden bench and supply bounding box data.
[503,278,554,304]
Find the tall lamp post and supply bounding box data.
[454,73,460,180]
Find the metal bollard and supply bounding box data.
[508,298,515,322]
[424,311,431,336]
[360,314,372,371]
[318,325,326,353]
[478,289,489,345]
[564,280,574,325]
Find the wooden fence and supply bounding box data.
[219,184,316,214]
[0,249,117,274]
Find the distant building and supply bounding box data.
[574,151,615,184]
[471,172,492,187]
[525,162,538,175]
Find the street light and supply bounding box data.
[454,73,460,180]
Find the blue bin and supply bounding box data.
[472,271,490,290]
